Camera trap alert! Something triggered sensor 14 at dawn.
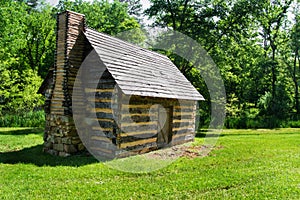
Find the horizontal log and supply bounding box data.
[88,108,112,113]
[120,129,157,137]
[172,132,194,139]
[173,126,194,131]
[174,108,194,112]
[92,126,113,132]
[122,104,153,109]
[121,108,152,114]
[96,118,114,122]
[120,134,157,143]
[173,128,194,135]
[172,135,194,144]
[121,115,157,123]
[87,98,111,103]
[173,119,193,123]
[91,135,112,142]
[173,122,193,128]
[121,113,156,117]
[120,137,157,148]
[174,105,195,109]
[173,112,194,116]
[121,124,157,133]
[173,115,193,120]
[121,121,156,127]
[85,88,114,93]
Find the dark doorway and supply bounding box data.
[157,106,173,148]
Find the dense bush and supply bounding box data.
[0,110,45,127]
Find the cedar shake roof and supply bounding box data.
[84,28,204,101]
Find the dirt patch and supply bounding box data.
[145,143,224,160]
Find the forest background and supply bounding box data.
[1,0,300,129]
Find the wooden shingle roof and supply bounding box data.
[84,28,204,101]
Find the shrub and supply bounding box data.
[0,110,45,127]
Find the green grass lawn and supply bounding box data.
[0,128,299,199]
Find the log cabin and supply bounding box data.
[38,10,204,158]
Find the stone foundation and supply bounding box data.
[43,114,85,156]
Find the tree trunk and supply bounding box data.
[293,52,299,114]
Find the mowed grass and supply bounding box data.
[0,128,299,199]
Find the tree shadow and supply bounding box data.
[0,128,44,135]
[0,145,98,167]
[196,129,300,138]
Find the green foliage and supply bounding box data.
[145,0,299,128]
[284,120,300,128]
[56,0,141,35]
[0,65,44,114]
[0,110,45,127]
[0,0,299,128]
[0,0,143,119]
[0,0,53,116]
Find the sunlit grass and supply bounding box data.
[0,128,299,199]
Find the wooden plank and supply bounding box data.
[87,98,111,103]
[121,115,157,123]
[121,121,156,127]
[120,134,157,143]
[121,113,156,117]
[173,126,194,132]
[173,119,193,123]
[120,129,157,137]
[92,127,113,132]
[85,88,114,93]
[173,128,194,135]
[88,108,112,113]
[121,124,157,133]
[172,132,194,140]
[173,112,193,116]
[173,121,193,128]
[96,118,114,122]
[119,137,157,148]
[122,104,153,109]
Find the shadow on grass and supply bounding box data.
[196,129,299,138]
[0,145,98,167]
[197,130,261,138]
[0,128,44,135]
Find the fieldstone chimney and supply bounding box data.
[43,11,86,156]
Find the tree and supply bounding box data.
[255,0,292,98]
[145,0,297,127]
[0,0,47,113]
[119,0,143,20]
[56,0,141,35]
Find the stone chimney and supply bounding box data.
[43,11,86,156]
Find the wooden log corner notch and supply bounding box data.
[39,10,204,158]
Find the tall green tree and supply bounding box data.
[145,0,297,127]
[0,0,50,113]
[56,0,141,35]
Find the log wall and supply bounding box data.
[116,95,197,157]
[85,69,119,159]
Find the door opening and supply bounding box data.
[157,106,172,148]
